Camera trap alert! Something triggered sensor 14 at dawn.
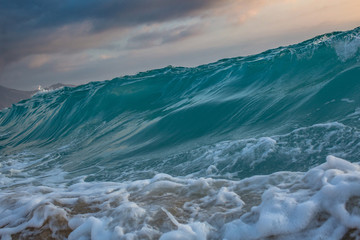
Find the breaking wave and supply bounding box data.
[1,27,360,239]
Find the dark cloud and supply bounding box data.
[0,0,220,68]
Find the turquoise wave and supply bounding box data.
[2,27,360,240]
[1,27,360,181]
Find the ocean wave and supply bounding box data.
[1,27,360,239]
[1,28,360,159]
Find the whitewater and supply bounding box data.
[1,27,360,239]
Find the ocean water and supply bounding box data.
[1,27,360,239]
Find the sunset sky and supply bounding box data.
[1,0,360,90]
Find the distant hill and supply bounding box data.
[0,83,75,110]
[0,85,35,109]
[43,83,76,91]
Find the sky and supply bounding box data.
[1,0,360,90]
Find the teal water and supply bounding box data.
[1,27,360,239]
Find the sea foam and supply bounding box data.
[1,156,360,239]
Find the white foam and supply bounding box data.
[160,208,210,240]
[165,121,360,180]
[224,155,360,240]
[1,156,360,239]
[341,98,355,103]
[334,33,360,61]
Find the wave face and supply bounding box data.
[1,27,360,239]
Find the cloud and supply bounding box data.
[28,54,50,68]
[0,0,288,76]
[212,0,284,24]
[126,23,203,49]
[0,0,220,67]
